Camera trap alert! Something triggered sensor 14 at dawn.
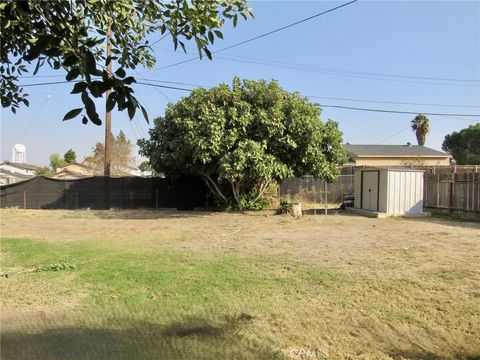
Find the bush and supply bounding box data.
[279,198,292,214]
[35,260,76,272]
[240,197,270,211]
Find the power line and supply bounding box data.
[18,93,53,143]
[155,0,358,71]
[18,79,480,116]
[150,33,170,47]
[306,95,480,108]
[215,53,480,83]
[376,125,411,144]
[19,80,76,87]
[320,104,480,117]
[136,82,194,91]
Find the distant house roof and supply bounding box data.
[0,161,39,170]
[344,144,450,158]
[56,162,94,172]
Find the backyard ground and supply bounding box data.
[1,209,479,360]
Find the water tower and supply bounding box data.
[12,144,27,163]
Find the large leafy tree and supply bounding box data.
[0,0,252,124]
[84,130,136,174]
[138,78,347,210]
[442,123,480,165]
[411,114,430,146]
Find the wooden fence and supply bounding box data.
[424,173,480,220]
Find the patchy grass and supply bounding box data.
[1,209,479,359]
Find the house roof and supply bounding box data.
[52,169,92,179]
[344,144,450,158]
[0,161,39,170]
[57,163,94,171]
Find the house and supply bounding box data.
[0,161,39,185]
[52,163,96,180]
[344,144,451,167]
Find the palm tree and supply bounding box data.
[411,114,430,146]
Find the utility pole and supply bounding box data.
[104,17,112,176]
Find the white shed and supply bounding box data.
[353,167,424,216]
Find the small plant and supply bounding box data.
[240,196,269,211]
[35,260,76,273]
[279,197,292,214]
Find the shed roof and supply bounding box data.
[344,144,449,158]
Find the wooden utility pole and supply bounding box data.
[104,18,113,176]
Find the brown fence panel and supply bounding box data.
[424,173,480,218]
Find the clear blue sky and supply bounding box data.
[1,1,479,166]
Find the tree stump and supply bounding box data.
[291,203,302,218]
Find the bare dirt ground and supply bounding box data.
[1,209,479,359]
[1,209,479,270]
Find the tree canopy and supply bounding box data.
[0,0,252,124]
[442,123,480,165]
[49,153,65,173]
[138,78,347,210]
[411,114,430,146]
[63,149,77,164]
[84,130,136,175]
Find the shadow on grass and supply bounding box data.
[88,209,218,220]
[389,349,480,360]
[1,314,283,360]
[409,215,480,230]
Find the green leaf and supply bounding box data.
[63,108,83,121]
[141,105,149,123]
[115,67,126,78]
[85,50,96,72]
[63,55,78,67]
[81,91,101,125]
[66,67,80,81]
[204,48,212,60]
[33,58,42,75]
[127,103,136,120]
[24,35,50,61]
[106,92,116,112]
[214,30,223,39]
[71,82,88,94]
[123,76,136,85]
[208,31,214,44]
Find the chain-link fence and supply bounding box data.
[279,167,354,213]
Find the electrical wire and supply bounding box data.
[154,0,358,71]
[319,104,480,117]
[17,80,480,117]
[376,125,411,144]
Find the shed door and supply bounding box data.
[362,171,379,211]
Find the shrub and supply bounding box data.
[35,260,76,272]
[279,198,292,214]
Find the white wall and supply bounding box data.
[386,170,423,215]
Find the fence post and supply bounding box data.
[23,191,26,210]
[448,176,454,210]
[324,181,327,215]
[436,174,440,208]
[155,189,159,209]
[76,191,79,209]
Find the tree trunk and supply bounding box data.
[199,172,228,203]
[253,181,270,201]
[229,180,242,210]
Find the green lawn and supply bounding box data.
[1,210,479,359]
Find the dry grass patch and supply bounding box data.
[1,209,479,359]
